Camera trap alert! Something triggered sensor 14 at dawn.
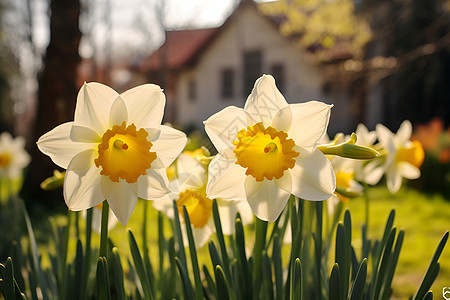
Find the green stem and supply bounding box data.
[363,183,370,231]
[143,200,148,257]
[314,201,323,300]
[253,217,267,300]
[99,200,109,258]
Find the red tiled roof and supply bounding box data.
[140,28,220,72]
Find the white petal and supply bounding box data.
[204,106,251,154]
[120,84,165,129]
[71,125,101,143]
[151,125,187,167]
[106,180,138,225]
[287,101,333,152]
[271,105,292,132]
[37,122,94,169]
[396,120,412,143]
[246,179,291,222]
[152,195,175,219]
[191,220,215,248]
[109,96,128,127]
[364,161,385,185]
[244,75,288,126]
[69,148,97,171]
[64,164,104,211]
[206,154,246,201]
[355,123,376,146]
[137,168,170,200]
[386,166,402,193]
[398,162,420,179]
[216,199,253,235]
[289,148,336,200]
[274,171,293,194]
[176,154,207,184]
[74,82,118,134]
[244,176,263,199]
[376,123,394,149]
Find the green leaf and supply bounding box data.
[111,248,126,300]
[373,227,396,300]
[329,263,341,300]
[172,201,188,273]
[273,234,283,300]
[182,206,204,300]
[253,217,268,300]
[413,231,448,300]
[19,199,49,300]
[212,199,232,282]
[335,223,346,300]
[349,258,367,300]
[96,257,111,300]
[73,239,84,300]
[291,258,302,300]
[262,252,274,300]
[421,291,433,300]
[175,257,195,300]
[235,218,252,299]
[128,229,153,300]
[203,265,217,296]
[4,258,15,300]
[215,266,232,300]
[380,230,404,300]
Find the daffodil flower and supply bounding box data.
[0,132,30,179]
[154,153,253,247]
[204,75,336,222]
[37,83,187,225]
[365,120,424,193]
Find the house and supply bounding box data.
[136,0,358,134]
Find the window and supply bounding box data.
[271,64,285,93]
[188,79,196,102]
[221,69,234,99]
[243,50,262,96]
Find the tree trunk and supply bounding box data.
[24,0,81,205]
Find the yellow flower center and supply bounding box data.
[176,188,212,228]
[396,140,425,168]
[233,122,299,182]
[0,153,12,168]
[94,122,157,183]
[335,171,353,203]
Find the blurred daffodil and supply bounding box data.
[0,132,30,179]
[154,153,252,247]
[40,170,65,190]
[37,83,187,225]
[365,120,424,193]
[204,74,335,222]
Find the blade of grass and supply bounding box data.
[212,199,233,283]
[96,257,111,300]
[329,263,341,300]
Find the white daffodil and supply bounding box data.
[154,152,253,247]
[364,120,424,193]
[37,83,187,225]
[0,132,30,179]
[204,74,336,222]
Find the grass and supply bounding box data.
[5,184,450,299]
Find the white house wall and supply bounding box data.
[175,4,330,130]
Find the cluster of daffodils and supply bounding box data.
[37,74,424,240]
[0,132,30,180]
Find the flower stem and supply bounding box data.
[99,200,109,258]
[363,183,370,231]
